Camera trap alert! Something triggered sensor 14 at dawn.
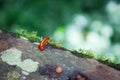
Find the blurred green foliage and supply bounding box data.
[1,0,120,44]
[0,0,109,36]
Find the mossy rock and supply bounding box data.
[0,29,120,80]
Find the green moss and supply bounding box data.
[71,49,120,70]
[15,29,63,47]
[71,49,94,58]
[97,54,120,70]
[15,29,42,42]
[78,49,94,58]
[9,29,120,70]
[97,58,120,70]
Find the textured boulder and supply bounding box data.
[0,29,120,80]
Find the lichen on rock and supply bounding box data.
[19,59,39,72]
[0,47,39,73]
[1,48,22,65]
[7,71,20,80]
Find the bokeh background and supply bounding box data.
[0,0,120,63]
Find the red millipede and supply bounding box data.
[38,36,49,51]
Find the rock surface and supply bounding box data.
[0,29,120,80]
